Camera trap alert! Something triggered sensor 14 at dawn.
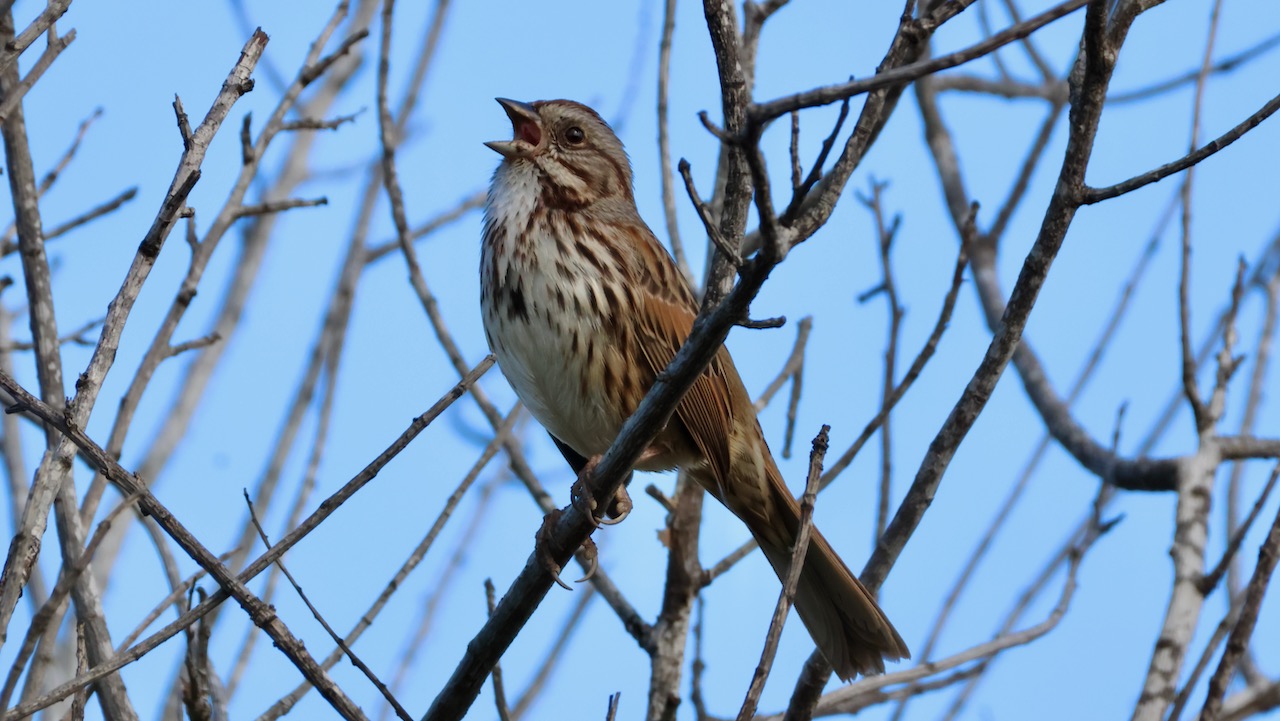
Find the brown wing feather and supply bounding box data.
[615,220,739,489]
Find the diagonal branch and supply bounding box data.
[0,369,369,720]
[0,356,495,720]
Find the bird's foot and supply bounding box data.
[570,455,633,527]
[535,509,600,589]
[535,509,572,590]
[576,536,599,582]
[600,485,632,526]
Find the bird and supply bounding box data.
[479,97,909,680]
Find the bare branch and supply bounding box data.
[0,491,141,713]
[706,243,969,585]
[486,579,514,721]
[678,158,740,267]
[0,315,102,352]
[180,589,214,721]
[364,189,485,263]
[279,108,364,131]
[750,0,1085,121]
[42,187,139,241]
[774,497,1113,719]
[656,0,694,288]
[0,369,369,719]
[1,356,495,720]
[167,332,222,358]
[0,0,72,76]
[862,0,1122,601]
[1084,90,1280,204]
[0,29,76,122]
[1198,488,1280,720]
[262,408,517,720]
[929,73,1064,99]
[174,95,193,150]
[510,585,597,720]
[233,196,328,219]
[1109,30,1280,104]
[243,491,412,721]
[736,426,826,721]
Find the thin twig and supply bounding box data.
[233,196,328,218]
[279,108,365,131]
[0,29,76,122]
[753,316,812,454]
[243,491,412,721]
[1225,268,1280,605]
[167,332,222,358]
[0,107,103,245]
[772,497,1113,719]
[0,315,103,352]
[1109,30,1280,104]
[266,408,516,721]
[1084,90,1280,204]
[78,5,367,539]
[750,0,1087,120]
[42,187,139,241]
[363,189,485,263]
[737,426,827,721]
[113,553,233,653]
[892,198,1169,720]
[0,366,369,719]
[486,579,514,721]
[656,0,693,288]
[0,0,72,76]
[0,491,142,713]
[1197,490,1280,720]
[859,181,903,544]
[510,583,596,720]
[180,588,214,721]
[679,158,740,267]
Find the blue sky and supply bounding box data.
[2,0,1279,719]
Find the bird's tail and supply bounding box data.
[737,461,910,681]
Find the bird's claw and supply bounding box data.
[535,509,572,590]
[575,537,599,583]
[535,510,602,588]
[542,453,630,588]
[571,456,633,527]
[598,486,632,525]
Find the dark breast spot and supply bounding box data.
[576,240,608,276]
[601,284,620,335]
[506,283,529,321]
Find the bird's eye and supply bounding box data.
[563,126,585,145]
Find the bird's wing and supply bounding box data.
[621,221,746,492]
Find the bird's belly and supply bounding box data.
[486,310,626,459]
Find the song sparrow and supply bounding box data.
[480,98,909,679]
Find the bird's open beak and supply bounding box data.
[485,98,544,159]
